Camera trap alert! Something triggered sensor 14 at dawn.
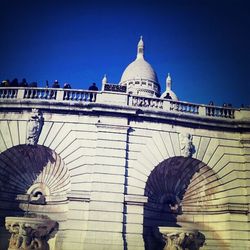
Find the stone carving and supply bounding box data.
[26,109,43,145]
[5,216,58,250]
[179,133,194,157]
[162,231,205,250]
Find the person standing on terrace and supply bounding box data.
[88,82,98,102]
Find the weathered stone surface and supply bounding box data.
[0,89,249,249]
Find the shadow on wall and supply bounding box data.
[143,156,205,250]
[0,145,56,249]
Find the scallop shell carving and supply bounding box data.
[0,145,70,199]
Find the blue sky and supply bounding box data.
[1,0,249,107]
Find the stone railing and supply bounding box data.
[0,87,241,120]
[170,100,199,114]
[0,88,18,99]
[205,105,234,119]
[130,95,163,109]
[63,89,96,102]
[0,87,99,102]
[104,83,127,93]
[24,88,57,100]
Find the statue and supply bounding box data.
[163,231,205,250]
[179,133,194,157]
[26,109,43,145]
[5,216,58,250]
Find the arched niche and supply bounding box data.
[0,144,71,249]
[143,156,222,250]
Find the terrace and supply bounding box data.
[0,85,249,122]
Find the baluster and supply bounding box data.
[85,92,89,101]
[68,91,72,100]
[218,108,222,117]
[13,89,17,98]
[7,89,11,98]
[191,105,195,113]
[53,90,57,99]
[140,98,144,106]
[49,90,54,99]
[190,105,194,113]
[82,92,85,101]
[132,97,137,106]
[159,101,163,109]
[38,90,43,99]
[43,90,47,99]
[69,91,73,100]
[47,90,51,99]
[224,108,228,118]
[34,89,38,98]
[191,105,194,113]
[10,89,14,98]
[175,103,179,111]
[170,102,174,110]
[144,99,149,107]
[77,92,82,101]
[74,92,78,101]
[211,107,215,116]
[177,103,181,111]
[65,90,69,100]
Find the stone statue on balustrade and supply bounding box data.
[26,109,43,145]
[179,133,195,157]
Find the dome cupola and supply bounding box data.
[120,37,160,97]
[160,73,178,101]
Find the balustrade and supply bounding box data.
[0,87,238,119]
[0,88,18,99]
[131,96,163,108]
[63,89,95,102]
[170,101,199,114]
[24,88,57,100]
[206,105,234,119]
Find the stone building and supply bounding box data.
[0,38,249,250]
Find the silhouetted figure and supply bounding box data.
[20,78,28,87]
[52,80,60,88]
[10,78,18,87]
[88,83,98,102]
[45,80,49,88]
[164,92,172,99]
[1,79,10,87]
[209,101,214,106]
[63,83,71,89]
[29,82,38,87]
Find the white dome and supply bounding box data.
[120,57,159,84]
[119,37,160,97]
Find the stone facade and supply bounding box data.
[0,87,249,250]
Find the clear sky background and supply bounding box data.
[1,0,249,107]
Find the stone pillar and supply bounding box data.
[159,226,205,250]
[83,120,130,250]
[124,195,148,250]
[5,216,58,250]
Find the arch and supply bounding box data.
[0,144,71,249]
[143,156,222,250]
[0,144,70,200]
